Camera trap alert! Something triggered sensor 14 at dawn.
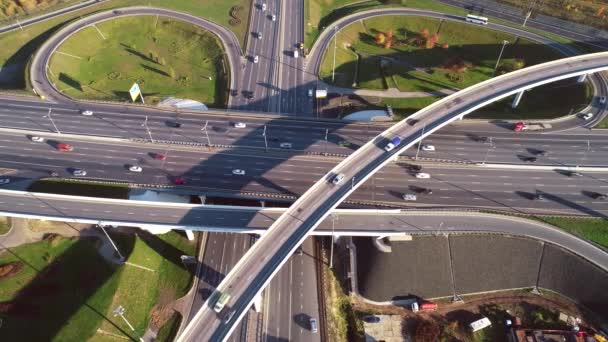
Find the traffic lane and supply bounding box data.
[263,256,293,340]
[290,238,321,342]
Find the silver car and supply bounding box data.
[73,169,87,177]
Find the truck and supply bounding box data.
[513,122,552,132]
[213,292,231,313]
[385,137,401,152]
[410,300,437,312]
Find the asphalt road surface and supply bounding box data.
[178,53,608,341]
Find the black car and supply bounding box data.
[523,157,537,163]
[592,192,608,200]
[535,192,545,201]
[567,171,583,177]
[535,150,548,157]
[168,121,182,128]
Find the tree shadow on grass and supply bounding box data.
[58,72,83,92]
[121,43,159,65]
[0,233,136,341]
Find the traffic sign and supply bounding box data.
[129,83,141,102]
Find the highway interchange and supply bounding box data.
[1,1,608,341]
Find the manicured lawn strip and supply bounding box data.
[0,216,9,235]
[156,312,182,342]
[48,15,227,105]
[539,217,608,249]
[0,0,250,90]
[0,0,81,23]
[28,179,129,199]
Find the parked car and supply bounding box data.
[415,172,430,179]
[57,143,74,152]
[332,173,345,185]
[81,110,93,116]
[129,165,142,172]
[233,122,247,128]
[72,169,87,176]
[421,144,435,151]
[232,169,246,176]
[30,136,44,142]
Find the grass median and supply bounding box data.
[538,217,608,249]
[47,15,228,105]
[0,0,250,91]
[0,229,196,340]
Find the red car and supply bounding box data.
[173,177,186,185]
[513,122,526,132]
[57,143,74,152]
[154,153,166,161]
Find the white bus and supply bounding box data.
[466,14,489,25]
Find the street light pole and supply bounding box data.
[262,125,268,152]
[332,26,338,83]
[329,214,337,268]
[142,116,154,143]
[324,128,329,155]
[492,40,509,77]
[201,120,211,146]
[45,108,60,134]
[113,305,144,342]
[414,124,426,160]
[482,137,495,164]
[98,225,125,263]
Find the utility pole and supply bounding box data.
[492,40,509,77]
[523,10,532,27]
[332,26,338,83]
[262,125,268,152]
[202,120,211,146]
[113,305,144,342]
[45,108,60,134]
[97,225,125,263]
[414,124,426,160]
[324,128,329,155]
[142,116,154,142]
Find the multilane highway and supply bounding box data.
[178,53,608,341]
[2,131,608,215]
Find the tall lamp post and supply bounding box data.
[492,40,509,77]
[332,26,339,83]
[113,305,144,342]
[44,108,60,134]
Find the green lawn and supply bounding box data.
[156,312,182,342]
[48,15,227,105]
[539,217,608,249]
[0,0,251,91]
[28,179,130,199]
[0,216,9,235]
[0,230,196,341]
[320,15,563,92]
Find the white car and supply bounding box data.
[261,3,266,11]
[600,96,606,104]
[308,88,314,97]
[332,173,345,185]
[31,136,44,142]
[0,178,10,185]
[421,144,435,151]
[81,110,93,116]
[257,32,263,40]
[234,122,247,128]
[253,55,259,63]
[581,112,594,121]
[402,194,417,201]
[72,169,87,176]
[232,169,246,175]
[384,142,396,152]
[415,172,431,179]
[271,14,276,21]
[293,50,299,58]
[279,142,292,149]
[129,165,142,172]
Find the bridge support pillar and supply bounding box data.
[252,292,263,312]
[185,230,195,241]
[577,73,587,83]
[511,91,524,108]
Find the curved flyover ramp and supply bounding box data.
[179,52,608,341]
[29,6,242,105]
